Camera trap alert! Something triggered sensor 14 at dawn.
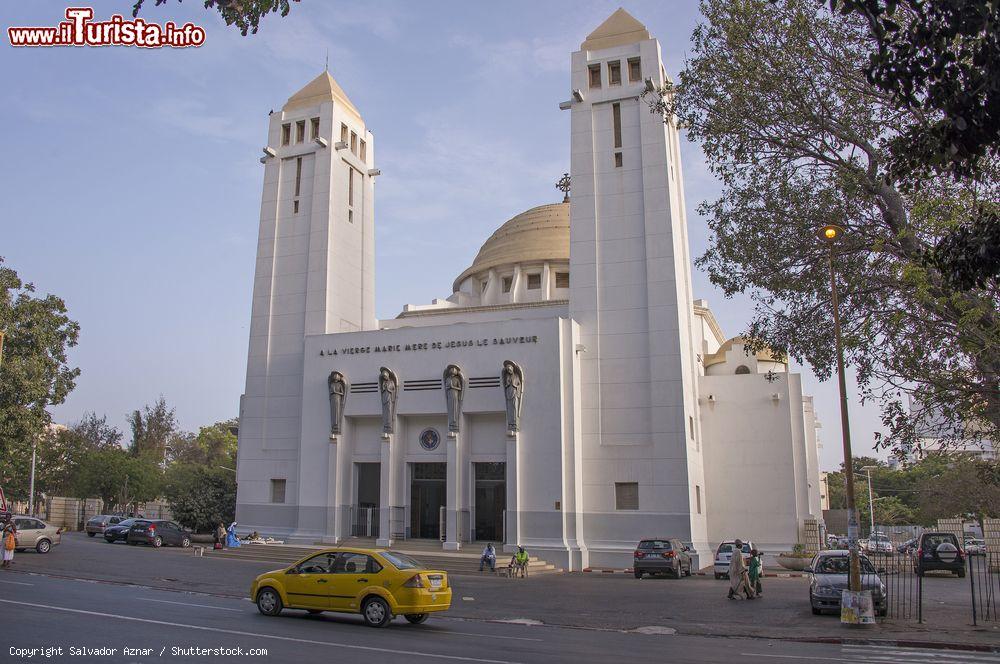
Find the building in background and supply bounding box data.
[235,9,823,569]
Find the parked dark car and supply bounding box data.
[807,550,887,616]
[85,514,128,537]
[896,537,917,554]
[103,518,149,543]
[633,537,693,579]
[126,520,191,548]
[914,532,965,577]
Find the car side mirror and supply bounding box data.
[286,568,299,575]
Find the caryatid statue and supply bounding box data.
[501,361,524,434]
[378,367,398,435]
[442,364,465,434]
[327,371,348,438]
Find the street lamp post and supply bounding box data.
[28,439,37,516]
[821,224,862,593]
[862,465,878,538]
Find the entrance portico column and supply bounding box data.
[376,433,393,547]
[326,422,350,544]
[505,433,518,552]
[444,431,462,550]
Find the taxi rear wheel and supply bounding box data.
[256,588,283,616]
[362,597,391,628]
[404,613,429,624]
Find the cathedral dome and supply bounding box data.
[453,202,569,292]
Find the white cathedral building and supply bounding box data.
[235,9,824,569]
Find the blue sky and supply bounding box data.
[1,1,886,470]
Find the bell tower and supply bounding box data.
[236,71,376,535]
[566,9,708,561]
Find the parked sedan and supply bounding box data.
[807,550,887,616]
[633,538,693,579]
[964,538,986,556]
[126,520,191,548]
[713,540,754,580]
[12,516,62,553]
[251,548,451,627]
[85,514,128,537]
[865,535,894,554]
[104,518,149,543]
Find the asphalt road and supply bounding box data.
[3,533,997,652]
[4,572,999,664]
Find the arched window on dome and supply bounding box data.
[735,365,751,375]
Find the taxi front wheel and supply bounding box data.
[362,597,392,628]
[256,588,283,616]
[404,613,429,624]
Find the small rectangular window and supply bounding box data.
[348,167,354,207]
[614,152,623,168]
[281,123,291,146]
[696,485,702,514]
[555,272,569,288]
[340,123,349,143]
[295,120,305,143]
[588,64,601,89]
[689,415,694,439]
[348,209,353,224]
[350,131,358,154]
[612,102,622,148]
[526,273,541,290]
[271,479,286,504]
[310,117,320,140]
[294,157,302,197]
[615,482,639,510]
[628,57,641,82]
[359,139,367,162]
[502,276,512,293]
[481,280,489,293]
[293,199,299,214]
[608,61,621,86]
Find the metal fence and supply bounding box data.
[865,551,922,621]
[350,505,379,538]
[969,552,1000,624]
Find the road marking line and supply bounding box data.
[843,646,1000,660]
[432,631,541,643]
[742,654,852,662]
[0,599,523,664]
[0,579,33,586]
[136,597,243,612]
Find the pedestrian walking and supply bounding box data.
[214,522,225,549]
[748,548,763,596]
[2,522,17,569]
[727,539,756,599]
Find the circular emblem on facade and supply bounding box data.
[418,428,441,451]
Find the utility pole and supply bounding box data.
[821,224,862,592]
[28,439,37,515]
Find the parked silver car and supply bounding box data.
[12,515,62,553]
[714,540,754,579]
[85,514,128,537]
[807,550,887,616]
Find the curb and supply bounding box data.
[581,567,804,578]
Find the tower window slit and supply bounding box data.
[612,102,622,148]
[295,120,305,143]
[294,157,302,197]
[608,61,621,86]
[310,117,320,140]
[628,57,641,82]
[281,123,291,146]
[588,64,601,89]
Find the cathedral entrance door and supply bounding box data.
[474,462,506,543]
[410,463,446,539]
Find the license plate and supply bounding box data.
[428,576,443,589]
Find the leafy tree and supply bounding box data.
[127,397,178,462]
[131,0,299,36]
[916,457,1000,529]
[163,464,235,533]
[819,0,1000,292]
[167,419,237,467]
[73,447,162,512]
[653,0,1000,457]
[0,258,80,500]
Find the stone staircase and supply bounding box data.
[205,538,561,576]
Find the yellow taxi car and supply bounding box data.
[250,547,451,627]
